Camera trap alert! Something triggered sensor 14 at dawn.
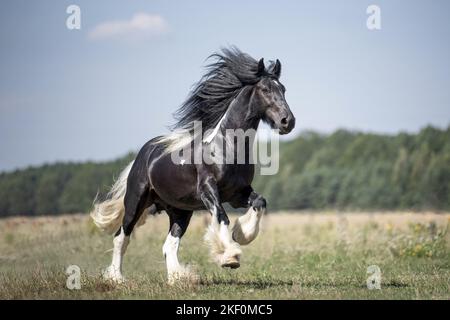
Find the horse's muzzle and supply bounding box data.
[279,115,295,135]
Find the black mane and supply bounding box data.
[172,47,274,132]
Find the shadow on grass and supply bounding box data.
[352,282,410,289]
[202,279,411,289]
[380,281,409,288]
[201,279,294,288]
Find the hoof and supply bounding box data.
[221,254,240,269]
[219,244,242,269]
[252,195,267,211]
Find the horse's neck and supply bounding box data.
[222,88,259,133]
[218,89,260,162]
[201,89,258,146]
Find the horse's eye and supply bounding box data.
[261,87,270,94]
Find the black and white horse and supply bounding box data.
[91,47,295,284]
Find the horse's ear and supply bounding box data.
[272,59,282,78]
[257,58,265,76]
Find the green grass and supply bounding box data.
[0,212,449,299]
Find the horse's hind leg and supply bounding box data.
[163,208,198,285]
[103,185,150,283]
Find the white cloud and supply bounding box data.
[88,13,169,41]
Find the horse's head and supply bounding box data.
[252,58,295,135]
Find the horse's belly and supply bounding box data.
[149,153,254,210]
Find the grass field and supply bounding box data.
[0,211,449,299]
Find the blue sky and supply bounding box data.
[1,0,449,172]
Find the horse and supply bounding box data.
[90,47,295,284]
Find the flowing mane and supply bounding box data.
[173,47,263,132]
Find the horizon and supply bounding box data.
[1,0,450,172]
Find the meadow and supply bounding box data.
[0,211,449,299]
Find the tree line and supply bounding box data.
[0,126,448,217]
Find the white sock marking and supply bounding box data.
[163,233,181,273]
[104,227,129,282]
[163,233,199,284]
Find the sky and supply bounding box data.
[0,0,449,172]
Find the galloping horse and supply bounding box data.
[91,47,295,284]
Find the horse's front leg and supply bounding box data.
[231,190,266,246]
[199,176,242,268]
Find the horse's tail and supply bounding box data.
[90,161,134,235]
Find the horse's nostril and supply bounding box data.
[281,118,288,126]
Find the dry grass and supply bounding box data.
[0,211,449,299]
